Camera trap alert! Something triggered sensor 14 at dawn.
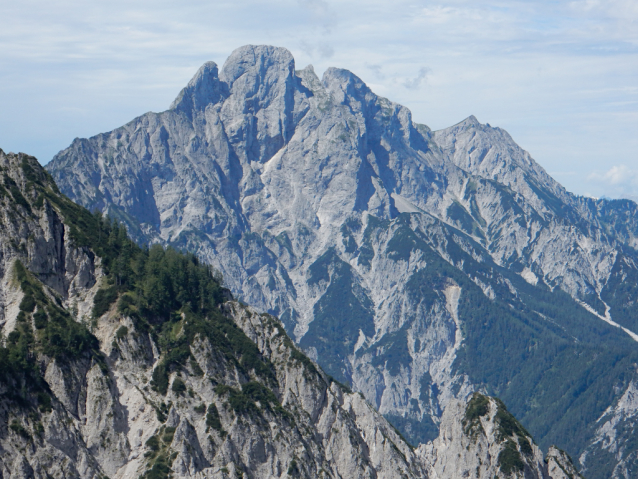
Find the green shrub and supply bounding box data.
[145,435,160,452]
[287,458,300,476]
[171,377,186,394]
[144,458,171,479]
[155,402,169,423]
[115,326,128,340]
[463,393,491,435]
[162,427,176,444]
[92,286,118,319]
[206,403,223,432]
[9,420,30,439]
[19,294,36,313]
[498,439,525,475]
[33,310,47,329]
[151,364,169,395]
[189,357,204,376]
[37,392,52,412]
[465,393,490,423]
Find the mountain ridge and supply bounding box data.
[0,147,581,478]
[46,44,638,478]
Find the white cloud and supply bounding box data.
[569,0,638,43]
[299,40,335,59]
[587,165,638,197]
[365,63,385,80]
[403,67,432,90]
[589,165,632,185]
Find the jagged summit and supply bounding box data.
[458,114,481,126]
[171,45,297,114]
[322,66,370,94]
[170,44,403,128]
[219,44,295,84]
[170,61,223,112]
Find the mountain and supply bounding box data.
[0,149,583,478]
[46,45,638,478]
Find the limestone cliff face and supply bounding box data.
[418,394,585,479]
[419,394,549,479]
[0,149,581,479]
[0,151,119,478]
[579,380,638,479]
[45,45,638,477]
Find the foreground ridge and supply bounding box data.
[0,149,582,478]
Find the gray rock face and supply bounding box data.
[418,394,549,479]
[0,152,124,479]
[0,149,580,478]
[579,380,638,479]
[546,447,585,479]
[46,45,638,477]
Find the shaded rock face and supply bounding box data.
[0,149,582,479]
[579,381,638,479]
[47,45,638,477]
[0,152,125,478]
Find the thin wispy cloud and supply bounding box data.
[570,0,638,43]
[403,67,431,90]
[297,0,337,32]
[299,40,335,59]
[366,63,385,80]
[588,165,634,185]
[586,163,638,201]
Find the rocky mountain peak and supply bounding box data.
[171,45,298,119]
[321,67,370,103]
[320,66,413,131]
[461,114,481,126]
[0,148,429,479]
[170,61,224,112]
[0,148,54,189]
[219,44,295,86]
[420,393,554,478]
[0,146,584,478]
[433,113,572,211]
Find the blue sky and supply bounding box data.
[1,0,636,199]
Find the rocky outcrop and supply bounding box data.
[579,381,638,478]
[419,394,549,479]
[547,447,585,479]
[45,45,638,477]
[0,151,124,478]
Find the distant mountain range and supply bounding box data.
[47,45,638,478]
